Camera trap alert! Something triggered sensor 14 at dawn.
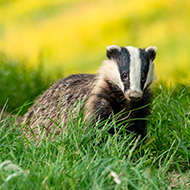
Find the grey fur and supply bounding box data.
[23,74,96,139]
[23,45,156,140]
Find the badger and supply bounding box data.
[23,45,157,140]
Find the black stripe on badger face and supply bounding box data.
[139,49,151,90]
[107,46,131,91]
[106,45,157,101]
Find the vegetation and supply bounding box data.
[0,0,190,83]
[0,0,190,189]
[0,73,190,189]
[0,54,63,115]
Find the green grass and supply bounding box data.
[0,83,190,189]
[149,83,190,171]
[0,53,63,115]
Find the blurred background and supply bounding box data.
[0,0,190,114]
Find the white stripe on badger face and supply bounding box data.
[126,46,142,95]
[98,60,125,92]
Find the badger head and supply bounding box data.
[104,45,157,102]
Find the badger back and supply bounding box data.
[22,74,96,139]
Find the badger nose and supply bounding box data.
[125,90,143,102]
[129,96,141,101]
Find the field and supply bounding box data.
[0,60,190,189]
[0,0,190,189]
[0,79,190,189]
[0,0,190,83]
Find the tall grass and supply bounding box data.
[0,82,190,189]
[0,53,62,115]
[0,55,189,189]
[149,83,190,171]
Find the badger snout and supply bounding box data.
[125,90,143,102]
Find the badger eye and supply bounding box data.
[122,72,128,80]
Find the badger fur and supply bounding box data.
[23,45,157,140]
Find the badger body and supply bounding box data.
[23,45,157,140]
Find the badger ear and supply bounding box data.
[145,46,157,61]
[106,45,121,60]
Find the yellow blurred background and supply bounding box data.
[0,0,190,84]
